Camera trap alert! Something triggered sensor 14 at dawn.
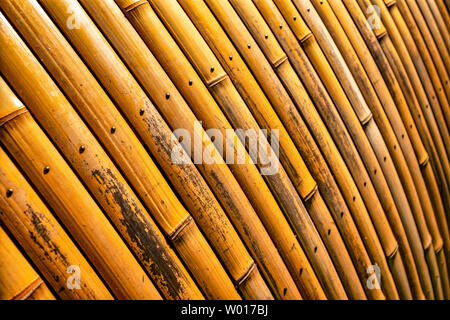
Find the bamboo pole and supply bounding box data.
[277,0,403,299]
[165,0,354,299]
[0,116,113,299]
[73,0,298,300]
[221,0,370,300]
[397,0,450,156]
[343,0,445,300]
[252,0,390,300]
[0,11,205,300]
[0,225,56,300]
[385,1,450,191]
[2,0,242,300]
[115,0,326,300]
[34,0,269,301]
[417,0,450,105]
[141,0,351,300]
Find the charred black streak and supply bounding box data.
[26,204,69,266]
[90,168,185,299]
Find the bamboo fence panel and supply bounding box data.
[0,107,112,299]
[0,225,55,300]
[34,0,270,301]
[273,0,399,299]
[164,0,352,299]
[140,0,351,300]
[397,0,450,159]
[1,0,243,300]
[0,11,202,300]
[322,0,449,299]
[342,0,437,300]
[226,0,368,300]
[308,0,421,299]
[114,0,325,300]
[253,0,385,300]
[357,0,438,299]
[416,0,450,105]
[368,0,446,299]
[384,1,450,194]
[73,0,299,300]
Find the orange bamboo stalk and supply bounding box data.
[75,0,298,300]
[435,0,450,47]
[427,0,450,59]
[0,111,113,299]
[254,0,390,300]
[165,0,354,299]
[0,225,56,300]
[116,0,326,300]
[398,0,450,154]
[35,0,269,300]
[2,0,242,300]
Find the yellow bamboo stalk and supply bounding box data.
[344,0,444,300]
[35,0,269,300]
[115,0,326,300]
[398,0,450,157]
[278,0,403,299]
[2,0,242,300]
[0,225,56,300]
[434,0,450,49]
[75,0,298,300]
[357,0,440,299]
[223,0,369,300]
[254,0,389,300]
[0,114,113,299]
[163,0,352,299]
[417,0,450,106]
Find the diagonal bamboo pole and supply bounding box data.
[434,0,450,45]
[0,112,112,299]
[34,0,270,300]
[75,0,299,300]
[0,11,209,300]
[166,0,359,299]
[252,0,392,300]
[0,225,56,300]
[417,0,450,106]
[2,0,243,300]
[398,0,450,154]
[427,0,450,58]
[344,0,447,300]
[278,0,402,299]
[116,0,327,300]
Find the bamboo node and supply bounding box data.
[235,261,256,287]
[169,215,193,241]
[121,0,147,13]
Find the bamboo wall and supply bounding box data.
[0,0,449,300]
